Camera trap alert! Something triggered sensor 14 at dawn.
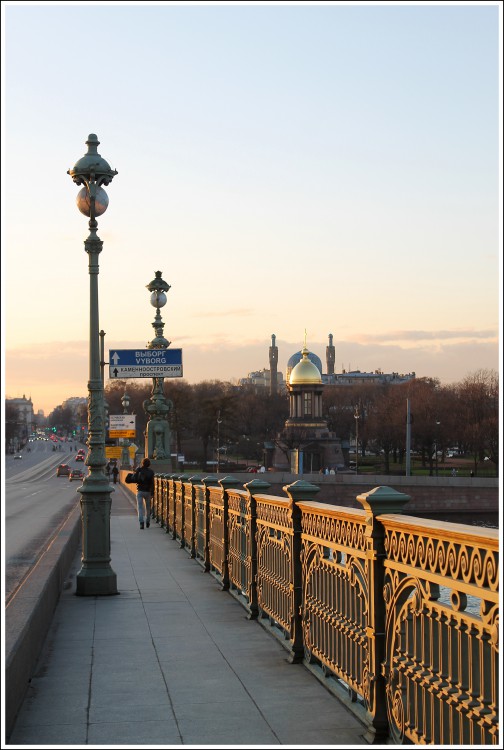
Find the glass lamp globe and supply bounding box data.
[150,291,167,308]
[76,186,109,217]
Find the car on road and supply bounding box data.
[75,453,85,462]
[69,468,85,481]
[14,454,23,459]
[56,464,71,477]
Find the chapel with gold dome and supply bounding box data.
[270,340,345,473]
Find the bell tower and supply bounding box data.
[269,333,278,395]
[326,333,335,376]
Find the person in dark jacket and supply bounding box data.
[135,458,155,529]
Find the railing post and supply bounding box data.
[244,479,271,620]
[218,476,242,591]
[201,475,219,573]
[284,480,320,664]
[356,485,410,745]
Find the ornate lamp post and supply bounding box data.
[68,134,118,596]
[216,411,222,473]
[435,419,441,477]
[143,271,173,468]
[354,407,360,474]
[120,389,131,469]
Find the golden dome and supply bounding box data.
[289,346,322,385]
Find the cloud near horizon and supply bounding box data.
[352,329,498,344]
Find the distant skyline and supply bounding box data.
[5,331,499,417]
[2,2,501,416]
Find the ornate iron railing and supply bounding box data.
[380,514,499,745]
[151,475,499,745]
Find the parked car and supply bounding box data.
[56,464,71,477]
[69,468,85,482]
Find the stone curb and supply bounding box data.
[5,506,82,738]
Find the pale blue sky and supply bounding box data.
[2,1,501,414]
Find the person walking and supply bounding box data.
[112,464,119,484]
[134,458,155,530]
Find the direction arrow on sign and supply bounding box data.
[109,348,183,379]
[109,415,136,430]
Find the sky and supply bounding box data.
[2,1,502,417]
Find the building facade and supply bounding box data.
[6,395,35,450]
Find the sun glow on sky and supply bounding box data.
[2,2,502,416]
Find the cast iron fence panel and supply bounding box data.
[168,476,176,538]
[227,489,252,606]
[161,476,168,529]
[255,495,294,639]
[380,515,499,745]
[152,475,160,523]
[183,481,195,557]
[208,485,226,584]
[298,502,369,702]
[194,484,207,569]
[175,480,184,546]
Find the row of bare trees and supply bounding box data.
[323,369,498,475]
[44,368,498,476]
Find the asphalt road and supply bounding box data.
[4,440,86,603]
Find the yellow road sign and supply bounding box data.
[105,447,123,458]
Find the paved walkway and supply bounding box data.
[8,484,367,747]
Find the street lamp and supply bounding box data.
[120,389,131,469]
[144,271,173,467]
[217,411,222,474]
[68,134,118,596]
[354,407,360,474]
[435,420,441,477]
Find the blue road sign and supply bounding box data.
[109,348,183,379]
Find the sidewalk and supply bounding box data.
[7,484,367,747]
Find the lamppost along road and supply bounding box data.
[68,134,118,596]
[354,407,360,474]
[217,411,222,474]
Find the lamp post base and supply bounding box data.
[76,479,118,596]
[76,566,118,596]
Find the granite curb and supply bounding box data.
[5,505,82,737]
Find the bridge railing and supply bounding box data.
[152,473,499,745]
